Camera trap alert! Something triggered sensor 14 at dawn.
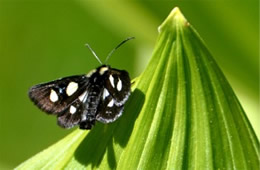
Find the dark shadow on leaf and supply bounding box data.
[74,88,145,168]
[107,139,116,169]
[113,88,145,147]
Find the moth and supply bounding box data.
[28,37,134,129]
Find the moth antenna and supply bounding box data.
[85,44,103,65]
[104,37,135,64]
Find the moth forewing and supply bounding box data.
[104,69,131,106]
[28,75,88,114]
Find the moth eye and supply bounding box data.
[109,75,115,88]
[66,82,78,96]
[116,79,122,91]
[50,89,59,102]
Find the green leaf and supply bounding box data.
[16,7,259,169]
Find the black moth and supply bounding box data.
[28,37,133,129]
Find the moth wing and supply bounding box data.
[96,94,124,123]
[57,97,86,129]
[28,75,88,114]
[95,69,131,123]
[105,69,131,106]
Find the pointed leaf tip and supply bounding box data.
[158,7,188,33]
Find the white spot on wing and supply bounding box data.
[69,105,77,114]
[109,75,115,88]
[79,91,88,102]
[108,99,114,107]
[99,67,109,75]
[50,89,58,102]
[66,82,78,96]
[117,79,122,91]
[103,88,109,99]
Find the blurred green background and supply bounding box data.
[0,1,258,169]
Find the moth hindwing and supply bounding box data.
[28,65,131,130]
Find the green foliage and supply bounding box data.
[16,8,259,169]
